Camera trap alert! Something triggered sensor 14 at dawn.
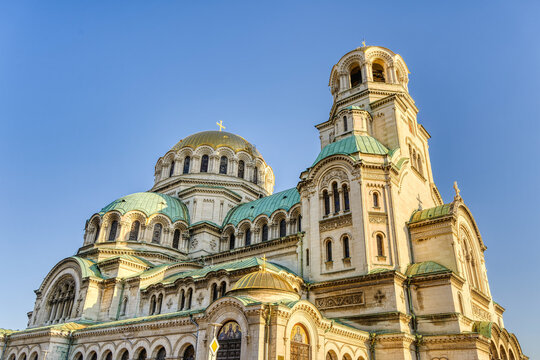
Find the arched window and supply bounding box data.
[417,154,423,175]
[169,161,175,177]
[290,324,310,360]
[129,221,140,241]
[74,353,83,360]
[220,281,227,297]
[108,220,118,241]
[152,223,162,244]
[93,224,100,243]
[326,350,338,360]
[376,234,384,257]
[253,166,258,184]
[200,155,209,172]
[229,234,235,250]
[279,219,287,237]
[306,249,310,266]
[343,116,348,132]
[104,352,112,360]
[186,288,193,310]
[217,321,242,360]
[173,229,181,249]
[179,289,185,310]
[120,350,129,360]
[89,353,97,360]
[372,63,385,82]
[238,160,245,179]
[136,349,147,360]
[332,182,340,213]
[326,240,333,262]
[19,355,26,360]
[343,184,350,211]
[219,156,228,174]
[121,296,128,316]
[182,345,195,360]
[156,348,166,360]
[245,228,251,246]
[323,190,330,216]
[183,156,191,174]
[150,295,156,315]
[262,224,269,242]
[211,283,218,301]
[47,277,75,323]
[350,64,362,87]
[297,215,302,232]
[29,353,37,360]
[343,236,350,259]
[156,294,163,314]
[373,192,380,208]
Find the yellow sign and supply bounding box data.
[210,337,220,355]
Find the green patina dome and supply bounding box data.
[171,130,261,158]
[312,135,389,167]
[98,192,190,224]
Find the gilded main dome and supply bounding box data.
[171,130,261,157]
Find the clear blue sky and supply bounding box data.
[1,0,538,357]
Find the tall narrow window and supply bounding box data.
[350,65,362,87]
[297,215,302,232]
[326,241,333,262]
[129,221,140,241]
[108,220,118,241]
[343,236,350,258]
[323,190,330,216]
[157,294,163,314]
[343,184,350,211]
[220,281,226,297]
[152,223,162,244]
[372,63,385,82]
[150,295,156,315]
[219,156,228,174]
[376,234,384,257]
[262,224,269,241]
[238,160,245,179]
[200,154,209,172]
[180,289,185,310]
[183,156,191,174]
[253,166,258,184]
[332,182,340,213]
[186,288,193,309]
[417,154,423,175]
[245,228,251,246]
[279,219,287,237]
[343,116,348,132]
[121,297,128,316]
[306,249,310,266]
[94,224,100,242]
[211,283,218,301]
[229,234,235,250]
[169,161,175,177]
[373,192,379,208]
[173,229,181,249]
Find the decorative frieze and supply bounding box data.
[319,213,352,232]
[315,292,364,310]
[472,304,491,322]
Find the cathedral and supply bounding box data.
[0,45,528,360]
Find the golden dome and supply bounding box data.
[171,131,261,157]
[231,268,295,293]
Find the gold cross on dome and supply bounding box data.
[362,38,366,47]
[261,254,267,270]
[216,120,226,132]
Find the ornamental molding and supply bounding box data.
[472,304,492,322]
[315,292,364,310]
[320,168,349,189]
[319,213,353,233]
[368,212,387,224]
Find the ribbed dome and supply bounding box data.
[231,268,294,292]
[171,131,261,157]
[98,192,189,223]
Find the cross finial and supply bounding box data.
[453,181,461,201]
[216,120,226,132]
[261,254,267,271]
[362,38,366,47]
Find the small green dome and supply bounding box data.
[98,192,189,224]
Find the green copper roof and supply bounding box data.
[98,192,189,224]
[312,135,389,167]
[72,257,104,279]
[409,203,453,223]
[153,257,297,288]
[472,321,492,338]
[222,188,300,227]
[406,261,451,277]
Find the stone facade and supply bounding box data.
[0,45,527,360]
